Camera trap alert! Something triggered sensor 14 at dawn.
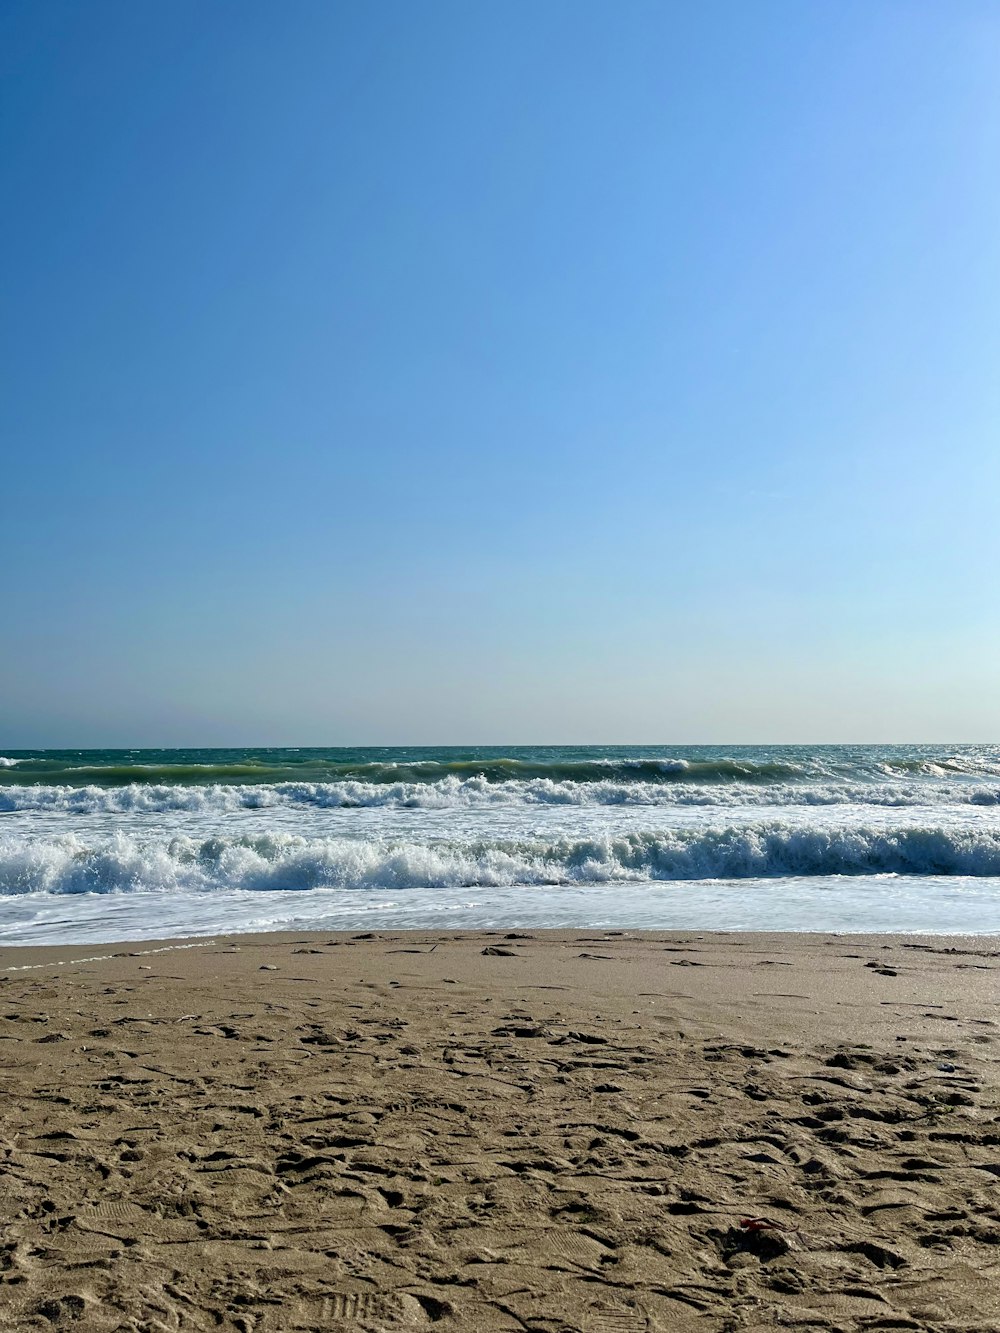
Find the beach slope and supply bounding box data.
[2,930,999,1331]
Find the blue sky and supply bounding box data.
[3,0,999,745]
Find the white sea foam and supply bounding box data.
[5,820,1000,898]
[2,775,998,815]
[0,758,19,768]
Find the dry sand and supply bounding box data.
[2,929,1000,1332]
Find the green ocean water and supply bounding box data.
[3,743,997,788]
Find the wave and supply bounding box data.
[7,747,1000,790]
[5,822,1000,896]
[880,755,1000,779]
[3,777,999,815]
[0,755,816,788]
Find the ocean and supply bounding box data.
[2,744,1000,944]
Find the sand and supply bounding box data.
[2,929,1000,1332]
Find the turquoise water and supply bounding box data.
[2,744,1000,942]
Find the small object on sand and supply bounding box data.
[259,964,279,971]
[739,1217,780,1232]
[481,946,517,956]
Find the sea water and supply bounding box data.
[2,745,1000,943]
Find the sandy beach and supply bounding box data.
[2,929,1000,1331]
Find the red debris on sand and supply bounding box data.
[739,1217,781,1232]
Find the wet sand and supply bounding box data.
[2,929,1000,1331]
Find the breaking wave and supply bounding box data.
[5,822,1000,897]
[2,776,999,815]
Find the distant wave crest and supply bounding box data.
[0,755,812,788]
[0,757,821,783]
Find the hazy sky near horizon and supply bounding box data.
[3,0,1000,746]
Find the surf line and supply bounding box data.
[0,939,219,973]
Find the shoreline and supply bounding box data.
[5,923,1000,955]
[2,929,999,1329]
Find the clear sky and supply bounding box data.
[3,0,999,746]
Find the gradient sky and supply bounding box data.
[3,0,1000,746]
